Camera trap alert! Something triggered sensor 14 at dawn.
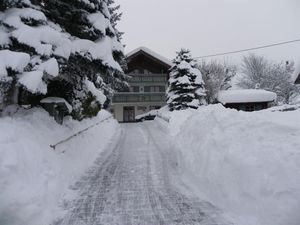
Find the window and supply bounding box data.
[144,86,165,93]
[159,86,165,92]
[245,105,255,112]
[150,106,161,110]
[130,86,140,92]
[137,106,147,111]
[144,86,150,92]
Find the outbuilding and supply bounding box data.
[217,89,277,111]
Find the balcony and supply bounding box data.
[112,92,166,103]
[129,74,168,83]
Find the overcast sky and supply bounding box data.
[116,0,300,67]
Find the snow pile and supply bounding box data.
[0,109,119,225]
[158,105,300,225]
[218,89,277,104]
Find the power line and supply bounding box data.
[194,38,300,59]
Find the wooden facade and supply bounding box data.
[111,47,171,122]
[223,102,269,111]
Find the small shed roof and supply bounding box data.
[40,97,72,113]
[218,89,277,104]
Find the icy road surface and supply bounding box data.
[54,122,231,225]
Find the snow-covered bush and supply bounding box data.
[167,49,206,111]
[198,60,236,104]
[0,0,127,120]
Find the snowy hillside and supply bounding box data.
[156,105,300,225]
[0,109,119,225]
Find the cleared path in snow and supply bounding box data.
[54,122,232,225]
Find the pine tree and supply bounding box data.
[0,0,61,110]
[167,49,206,111]
[106,0,129,94]
[107,0,124,41]
[0,0,127,119]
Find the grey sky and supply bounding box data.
[116,0,300,65]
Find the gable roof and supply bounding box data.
[126,47,173,67]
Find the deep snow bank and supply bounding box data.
[0,108,119,225]
[158,105,300,225]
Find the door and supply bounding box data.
[123,106,135,122]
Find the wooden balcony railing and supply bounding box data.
[128,74,168,83]
[113,92,166,103]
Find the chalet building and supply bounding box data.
[217,89,277,111]
[110,47,172,122]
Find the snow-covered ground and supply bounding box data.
[0,108,119,225]
[156,104,300,225]
[1,104,300,225]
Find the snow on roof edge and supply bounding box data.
[126,47,173,67]
[40,97,72,113]
[218,89,277,104]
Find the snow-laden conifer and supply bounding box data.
[167,49,206,111]
[0,0,127,119]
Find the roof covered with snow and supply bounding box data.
[40,97,72,113]
[218,89,277,104]
[126,47,173,67]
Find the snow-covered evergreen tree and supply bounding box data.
[107,0,124,41]
[167,49,206,111]
[0,0,62,111]
[0,0,127,119]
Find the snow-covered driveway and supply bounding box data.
[54,122,231,225]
